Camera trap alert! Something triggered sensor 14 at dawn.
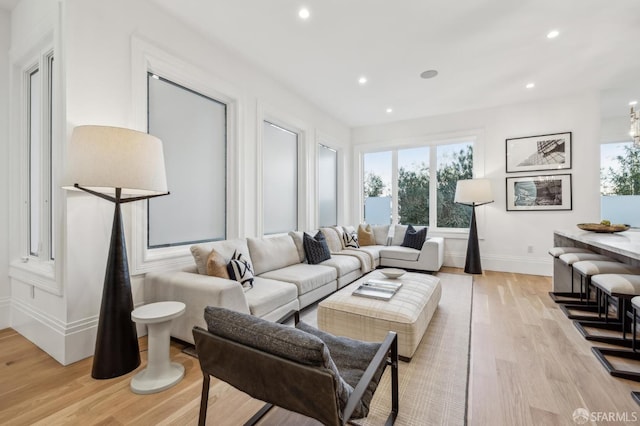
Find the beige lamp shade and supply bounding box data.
[64,125,168,196]
[454,179,493,205]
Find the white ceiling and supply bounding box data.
[134,1,640,126]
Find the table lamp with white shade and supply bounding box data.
[64,125,169,379]
[454,179,493,274]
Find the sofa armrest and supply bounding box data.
[418,237,445,271]
[144,271,250,344]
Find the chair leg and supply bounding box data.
[385,335,399,426]
[244,403,274,426]
[199,374,210,426]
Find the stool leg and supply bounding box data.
[591,306,640,382]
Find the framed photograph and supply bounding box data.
[505,132,571,173]
[506,174,572,211]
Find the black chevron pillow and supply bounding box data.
[227,250,254,290]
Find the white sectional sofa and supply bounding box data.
[144,225,444,344]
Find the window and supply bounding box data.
[362,141,474,230]
[436,143,473,228]
[600,141,640,227]
[26,52,54,261]
[147,73,227,247]
[318,144,338,227]
[398,147,429,225]
[263,121,298,234]
[363,151,392,224]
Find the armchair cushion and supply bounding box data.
[204,306,353,414]
[297,321,385,417]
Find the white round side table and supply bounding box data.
[130,301,186,394]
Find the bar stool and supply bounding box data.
[548,247,600,303]
[560,260,636,321]
[575,273,640,348]
[591,292,640,378]
[552,252,614,304]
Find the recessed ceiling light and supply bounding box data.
[630,101,638,106]
[358,76,368,85]
[526,82,535,89]
[386,108,393,113]
[298,8,310,20]
[420,70,438,79]
[151,74,160,80]
[547,30,560,39]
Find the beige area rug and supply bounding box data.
[302,272,473,426]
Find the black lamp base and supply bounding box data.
[91,199,140,379]
[464,206,483,275]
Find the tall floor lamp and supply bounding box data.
[64,125,169,379]
[454,179,493,275]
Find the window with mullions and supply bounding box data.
[362,141,474,229]
[27,53,54,261]
[147,73,227,248]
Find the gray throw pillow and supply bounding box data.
[303,231,331,264]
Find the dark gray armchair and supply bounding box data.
[193,306,399,426]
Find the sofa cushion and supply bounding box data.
[401,225,427,250]
[372,225,390,246]
[248,235,300,275]
[304,231,332,264]
[260,263,337,295]
[206,249,230,279]
[321,254,361,276]
[358,224,376,246]
[191,239,252,275]
[320,227,343,253]
[244,277,299,318]
[380,246,420,261]
[391,225,408,246]
[227,250,255,290]
[289,231,311,263]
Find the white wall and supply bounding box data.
[352,92,602,276]
[0,9,10,328]
[5,0,350,364]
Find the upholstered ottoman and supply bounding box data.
[317,270,441,360]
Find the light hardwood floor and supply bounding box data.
[1,268,639,425]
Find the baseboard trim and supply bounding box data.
[445,252,551,276]
[0,296,10,329]
[11,298,98,365]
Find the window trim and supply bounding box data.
[129,36,242,275]
[355,130,485,236]
[9,37,60,295]
[316,140,340,228]
[256,100,310,236]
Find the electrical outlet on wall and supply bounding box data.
[527,245,534,253]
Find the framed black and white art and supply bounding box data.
[505,132,571,173]
[506,174,572,211]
